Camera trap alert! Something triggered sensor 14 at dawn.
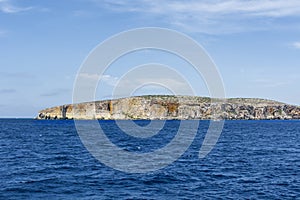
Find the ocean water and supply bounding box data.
[0,119,299,199]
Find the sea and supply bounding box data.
[0,119,299,199]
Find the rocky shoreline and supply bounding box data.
[37,95,300,120]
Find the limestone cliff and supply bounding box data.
[37,95,300,120]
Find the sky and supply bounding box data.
[0,0,300,117]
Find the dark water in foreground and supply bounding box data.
[0,119,299,199]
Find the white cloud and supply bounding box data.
[100,74,119,86]
[292,42,300,49]
[78,72,99,80]
[86,73,193,96]
[0,0,32,13]
[164,0,300,17]
[100,0,300,17]
[78,73,119,86]
[96,0,300,34]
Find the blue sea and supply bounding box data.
[0,119,299,199]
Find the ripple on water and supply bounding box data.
[0,119,299,199]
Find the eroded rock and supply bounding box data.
[36,95,300,120]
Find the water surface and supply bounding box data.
[0,119,299,199]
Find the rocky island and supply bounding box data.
[37,95,300,120]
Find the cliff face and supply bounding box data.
[37,95,300,120]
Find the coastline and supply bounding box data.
[36,95,300,120]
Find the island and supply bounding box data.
[36,95,300,120]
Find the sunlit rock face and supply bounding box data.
[37,95,300,120]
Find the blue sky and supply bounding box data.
[0,0,300,117]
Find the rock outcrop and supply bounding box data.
[37,95,300,120]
